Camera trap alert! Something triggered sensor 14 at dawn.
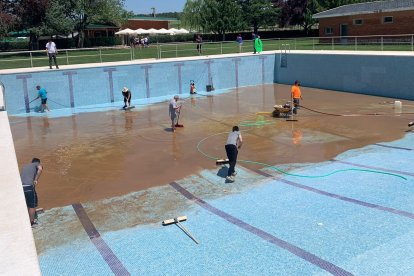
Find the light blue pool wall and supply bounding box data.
[0,55,275,114]
[2,52,414,115]
[274,53,414,100]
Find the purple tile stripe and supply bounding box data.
[63,71,77,108]
[232,58,241,88]
[103,68,116,103]
[204,60,214,86]
[332,159,414,177]
[141,65,152,98]
[174,63,184,94]
[72,203,130,276]
[253,169,414,220]
[169,182,352,276]
[374,143,413,151]
[259,56,267,84]
[16,74,32,113]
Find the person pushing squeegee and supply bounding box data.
[162,216,199,244]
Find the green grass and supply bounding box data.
[1,39,413,70]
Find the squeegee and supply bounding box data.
[162,216,199,244]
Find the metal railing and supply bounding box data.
[0,45,160,70]
[1,34,414,70]
[0,82,5,111]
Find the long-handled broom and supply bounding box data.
[175,106,184,127]
[162,216,199,244]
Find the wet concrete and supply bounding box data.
[9,84,414,210]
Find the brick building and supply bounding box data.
[122,16,178,30]
[85,24,120,38]
[313,0,414,37]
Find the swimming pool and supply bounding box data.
[3,51,414,275]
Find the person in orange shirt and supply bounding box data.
[291,80,302,114]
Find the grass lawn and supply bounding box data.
[1,40,412,70]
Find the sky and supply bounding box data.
[124,0,187,14]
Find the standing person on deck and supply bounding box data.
[45,39,59,69]
[254,35,263,54]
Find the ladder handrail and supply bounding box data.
[0,82,5,111]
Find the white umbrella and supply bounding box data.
[176,28,190,34]
[157,28,173,35]
[133,28,147,35]
[147,28,158,34]
[115,28,133,35]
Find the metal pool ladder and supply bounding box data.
[0,82,5,111]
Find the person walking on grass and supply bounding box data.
[225,126,243,182]
[46,39,59,69]
[21,158,43,228]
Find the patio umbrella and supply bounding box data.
[157,28,173,35]
[115,28,133,35]
[133,28,147,35]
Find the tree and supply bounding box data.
[181,0,204,32]
[69,0,130,47]
[18,0,49,50]
[41,0,75,37]
[200,0,243,40]
[0,0,19,38]
[238,0,280,34]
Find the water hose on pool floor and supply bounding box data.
[299,104,414,117]
[196,130,407,180]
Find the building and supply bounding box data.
[85,24,120,38]
[123,16,179,30]
[313,0,414,37]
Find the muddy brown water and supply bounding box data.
[9,84,414,209]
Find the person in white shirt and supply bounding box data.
[225,126,243,182]
[169,95,181,132]
[46,39,59,69]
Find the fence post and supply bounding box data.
[294,39,297,50]
[412,35,413,51]
[312,38,315,50]
[355,37,357,51]
[221,43,223,55]
[331,37,334,50]
[66,50,69,65]
[176,44,178,58]
[99,49,103,63]
[381,36,383,51]
[130,47,133,61]
[30,52,33,68]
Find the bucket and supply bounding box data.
[394,101,402,109]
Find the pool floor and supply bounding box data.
[9,84,414,275]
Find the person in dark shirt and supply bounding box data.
[21,158,43,227]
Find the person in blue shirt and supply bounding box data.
[252,33,257,54]
[34,85,50,112]
[236,34,243,53]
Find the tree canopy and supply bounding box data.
[0,0,131,49]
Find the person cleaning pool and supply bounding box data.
[225,126,243,182]
[190,81,197,94]
[33,85,50,112]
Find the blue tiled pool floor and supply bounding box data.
[35,132,414,275]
